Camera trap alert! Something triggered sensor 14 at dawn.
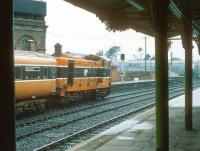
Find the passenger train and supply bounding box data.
[15,50,111,113]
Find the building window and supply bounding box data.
[22,39,30,50]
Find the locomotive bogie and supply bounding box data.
[16,99,46,114]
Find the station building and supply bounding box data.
[14,0,47,52]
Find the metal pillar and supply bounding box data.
[170,51,173,77]
[144,36,147,72]
[182,0,193,130]
[0,1,16,151]
[153,0,169,150]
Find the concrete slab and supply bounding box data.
[67,88,200,151]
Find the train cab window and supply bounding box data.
[88,68,92,77]
[73,68,78,77]
[25,66,41,80]
[84,69,88,77]
[15,66,22,80]
[89,68,93,77]
[93,68,97,77]
[99,69,104,77]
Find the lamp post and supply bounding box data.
[121,54,125,82]
[138,47,143,60]
[170,51,173,77]
[144,36,147,72]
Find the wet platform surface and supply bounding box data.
[68,89,200,151]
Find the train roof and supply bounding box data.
[14,50,54,58]
[84,54,110,62]
[14,50,56,65]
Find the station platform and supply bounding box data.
[111,79,154,85]
[67,88,200,151]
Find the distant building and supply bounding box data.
[14,0,47,52]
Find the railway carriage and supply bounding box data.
[15,50,57,113]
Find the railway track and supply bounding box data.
[110,77,184,94]
[35,103,155,151]
[16,82,199,151]
[16,84,183,139]
[16,89,156,139]
[16,86,154,127]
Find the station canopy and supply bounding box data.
[64,0,200,38]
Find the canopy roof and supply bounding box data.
[64,0,200,38]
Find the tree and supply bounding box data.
[106,46,121,61]
[96,50,104,56]
[144,54,151,60]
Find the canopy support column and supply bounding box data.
[182,0,193,130]
[0,1,15,150]
[153,0,169,150]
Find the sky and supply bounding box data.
[44,0,200,61]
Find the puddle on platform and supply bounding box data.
[116,136,134,140]
[102,119,138,135]
[128,121,153,132]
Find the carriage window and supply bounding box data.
[51,67,57,79]
[15,66,22,80]
[48,67,57,79]
[25,66,41,80]
[43,67,48,79]
[48,67,52,79]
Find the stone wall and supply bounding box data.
[14,14,46,52]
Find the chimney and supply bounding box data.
[54,43,62,56]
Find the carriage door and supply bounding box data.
[67,60,74,86]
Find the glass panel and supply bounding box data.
[51,67,56,79]
[43,67,48,79]
[15,66,22,80]
[25,66,41,80]
[22,39,30,50]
